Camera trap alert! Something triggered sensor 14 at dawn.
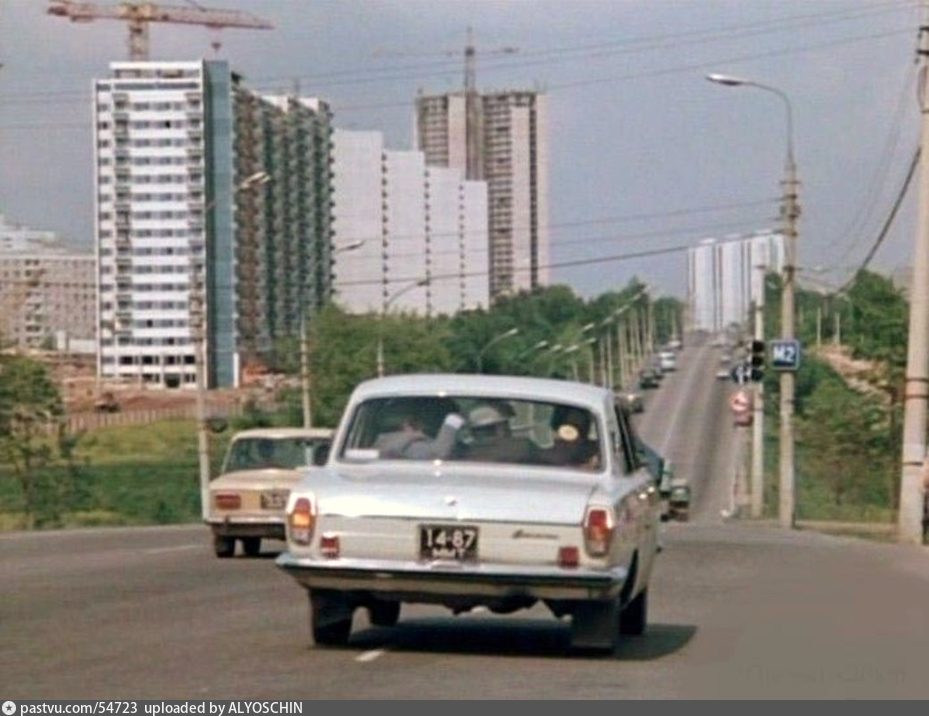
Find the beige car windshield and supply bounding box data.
[223,438,321,472]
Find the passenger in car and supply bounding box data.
[539,406,601,469]
[374,411,464,460]
[455,402,540,464]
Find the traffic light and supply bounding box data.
[748,339,765,382]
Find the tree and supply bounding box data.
[0,356,73,527]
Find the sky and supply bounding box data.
[0,0,922,301]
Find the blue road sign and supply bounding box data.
[771,339,801,371]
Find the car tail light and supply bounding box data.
[558,545,580,568]
[320,534,340,559]
[583,506,615,556]
[214,493,241,510]
[289,496,315,546]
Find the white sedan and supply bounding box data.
[276,375,661,652]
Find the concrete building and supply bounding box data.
[0,214,95,350]
[93,60,333,388]
[687,232,784,333]
[331,129,488,316]
[415,89,549,298]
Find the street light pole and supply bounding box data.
[377,278,429,377]
[707,72,799,529]
[299,240,365,427]
[751,263,766,519]
[898,15,929,544]
[477,327,520,373]
[194,171,269,521]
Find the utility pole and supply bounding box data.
[190,271,211,522]
[300,312,312,428]
[898,13,929,544]
[751,264,766,519]
[779,132,800,530]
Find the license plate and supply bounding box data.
[419,524,478,561]
[260,490,289,510]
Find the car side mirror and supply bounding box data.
[312,444,331,466]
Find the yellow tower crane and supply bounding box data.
[47,0,272,61]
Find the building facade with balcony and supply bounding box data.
[93,61,333,388]
[415,90,549,299]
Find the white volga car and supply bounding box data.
[276,375,661,652]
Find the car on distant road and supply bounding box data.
[639,369,660,389]
[616,390,644,413]
[207,427,333,558]
[276,375,661,652]
[715,367,731,381]
[658,351,677,372]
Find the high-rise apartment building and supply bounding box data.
[0,213,95,350]
[332,129,489,315]
[93,61,333,388]
[687,232,784,333]
[415,90,549,299]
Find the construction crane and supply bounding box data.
[379,28,517,180]
[47,0,273,62]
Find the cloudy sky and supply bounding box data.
[0,0,920,299]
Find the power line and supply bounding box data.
[830,62,917,258]
[334,230,775,287]
[2,0,912,104]
[838,146,920,293]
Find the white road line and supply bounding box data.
[355,648,387,663]
[143,544,201,555]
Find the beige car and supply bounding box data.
[208,428,333,558]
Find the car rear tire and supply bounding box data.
[310,590,353,647]
[241,537,261,557]
[570,600,620,653]
[620,588,648,636]
[213,535,235,558]
[367,600,401,627]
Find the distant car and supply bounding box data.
[277,375,661,652]
[659,351,677,372]
[617,391,644,413]
[715,367,731,381]
[639,369,660,389]
[207,427,333,558]
[666,339,683,351]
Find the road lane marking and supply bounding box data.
[356,649,387,663]
[143,544,201,555]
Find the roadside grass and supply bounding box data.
[760,358,897,536]
[0,419,236,530]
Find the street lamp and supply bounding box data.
[516,339,549,361]
[377,278,429,377]
[477,327,520,373]
[300,239,366,428]
[707,72,800,529]
[194,170,271,521]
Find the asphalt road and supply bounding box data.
[3,345,928,699]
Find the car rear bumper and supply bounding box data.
[207,516,286,540]
[276,553,628,601]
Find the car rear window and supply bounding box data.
[339,396,604,471]
[222,437,325,473]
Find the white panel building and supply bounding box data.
[416,90,549,298]
[332,129,489,315]
[687,232,784,333]
[383,150,428,313]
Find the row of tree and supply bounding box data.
[275,281,682,427]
